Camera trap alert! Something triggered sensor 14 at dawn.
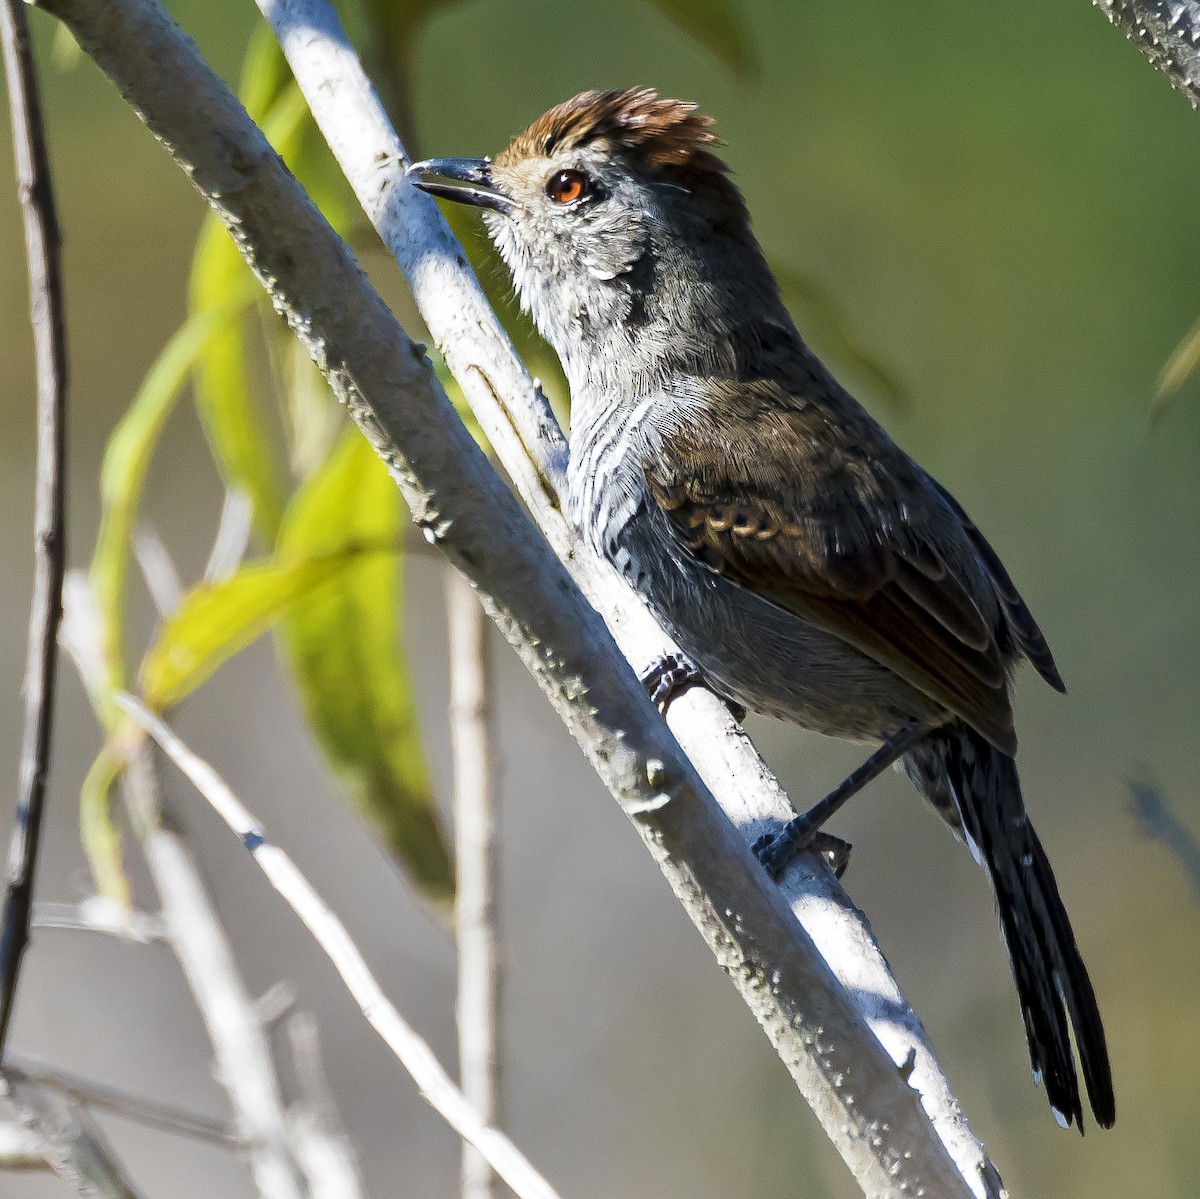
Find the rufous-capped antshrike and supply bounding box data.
[409,87,1115,1131]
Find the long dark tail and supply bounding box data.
[906,728,1115,1130]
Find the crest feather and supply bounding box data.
[498,87,727,175]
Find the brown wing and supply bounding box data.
[642,380,1020,753]
[929,479,1066,693]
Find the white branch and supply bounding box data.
[0,1118,48,1169]
[204,488,255,583]
[118,693,566,1199]
[446,568,501,1199]
[122,753,305,1199]
[284,1012,365,1199]
[33,898,166,943]
[60,574,303,1199]
[132,520,183,616]
[0,1072,145,1198]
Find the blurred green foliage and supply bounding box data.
[278,431,452,902]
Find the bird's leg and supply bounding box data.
[638,652,747,720]
[753,721,933,877]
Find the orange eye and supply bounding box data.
[546,169,587,204]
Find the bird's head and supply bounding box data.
[409,88,788,393]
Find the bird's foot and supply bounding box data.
[638,652,747,720]
[639,652,703,712]
[753,816,812,876]
[752,823,851,878]
[755,721,932,879]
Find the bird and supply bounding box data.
[408,86,1115,1131]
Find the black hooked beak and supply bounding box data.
[405,157,514,215]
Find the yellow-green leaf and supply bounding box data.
[278,430,453,904]
[139,543,389,712]
[238,21,292,123]
[188,78,346,531]
[283,337,343,478]
[80,740,131,906]
[259,86,357,474]
[50,22,82,71]
[189,213,285,542]
[773,260,912,411]
[641,0,757,78]
[261,80,312,167]
[90,289,256,724]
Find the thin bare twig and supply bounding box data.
[123,745,306,1199]
[8,1056,246,1149]
[255,981,298,1028]
[446,571,501,1199]
[1,1071,145,1198]
[32,899,166,943]
[59,576,305,1199]
[0,1117,48,1169]
[0,0,69,1059]
[132,520,184,616]
[284,1012,365,1199]
[118,693,565,1199]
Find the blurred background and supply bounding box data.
[2,0,1200,1195]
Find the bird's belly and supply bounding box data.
[622,526,940,742]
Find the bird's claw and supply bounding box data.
[811,831,852,878]
[639,652,747,721]
[753,822,851,879]
[639,652,703,712]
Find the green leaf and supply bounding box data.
[186,80,318,543]
[89,289,256,724]
[238,21,292,123]
[188,75,352,530]
[86,297,254,906]
[258,86,358,475]
[189,213,285,542]
[261,80,313,167]
[282,337,343,478]
[139,542,390,712]
[640,0,757,78]
[773,260,912,411]
[50,23,83,72]
[80,741,131,906]
[278,431,453,905]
